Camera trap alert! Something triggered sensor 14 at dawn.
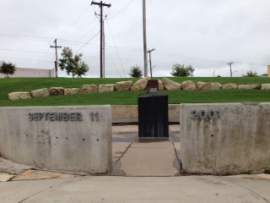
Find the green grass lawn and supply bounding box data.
[0,77,270,107]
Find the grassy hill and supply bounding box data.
[0,77,270,107]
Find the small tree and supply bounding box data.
[171,64,194,77]
[59,47,89,78]
[242,70,258,77]
[0,61,16,78]
[129,65,143,78]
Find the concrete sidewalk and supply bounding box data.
[1,176,270,203]
[1,124,270,202]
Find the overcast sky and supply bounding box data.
[0,0,270,78]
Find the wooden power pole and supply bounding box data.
[227,62,234,77]
[142,0,148,77]
[91,1,111,78]
[50,39,62,78]
[147,48,155,78]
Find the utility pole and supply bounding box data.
[142,0,148,77]
[227,62,234,77]
[50,39,62,78]
[147,48,155,78]
[91,1,111,78]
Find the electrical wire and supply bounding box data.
[105,19,127,77]
[75,31,100,53]
[108,0,134,19]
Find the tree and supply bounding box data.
[242,70,258,77]
[129,65,143,78]
[171,64,194,77]
[0,61,16,78]
[59,47,89,78]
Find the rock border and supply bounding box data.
[8,78,268,101]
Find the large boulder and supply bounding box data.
[158,80,164,90]
[222,84,238,90]
[115,81,133,91]
[49,87,64,96]
[31,88,50,98]
[261,84,270,91]
[182,80,197,91]
[8,92,32,101]
[98,84,115,93]
[80,84,97,94]
[162,78,181,91]
[238,84,261,90]
[130,77,150,91]
[197,82,222,90]
[64,88,80,95]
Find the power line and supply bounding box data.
[108,0,133,19]
[75,31,100,53]
[105,19,126,77]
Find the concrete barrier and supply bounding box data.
[0,106,112,175]
[180,103,270,175]
[112,104,180,123]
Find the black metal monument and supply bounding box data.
[138,92,169,138]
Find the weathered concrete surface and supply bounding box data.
[13,170,78,181]
[8,92,31,101]
[0,157,32,175]
[1,176,270,203]
[180,103,270,175]
[0,106,112,175]
[0,173,14,182]
[112,104,180,123]
[112,141,180,177]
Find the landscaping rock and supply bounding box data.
[261,84,270,91]
[182,80,197,91]
[162,78,181,91]
[197,82,222,90]
[31,88,50,98]
[8,92,32,101]
[49,87,64,96]
[238,84,261,90]
[222,84,238,90]
[158,80,164,90]
[130,77,150,91]
[115,81,133,91]
[64,88,80,95]
[98,84,115,93]
[196,82,206,90]
[80,84,97,94]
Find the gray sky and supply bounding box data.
[0,0,270,78]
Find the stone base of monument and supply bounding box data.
[138,92,169,139]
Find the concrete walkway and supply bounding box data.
[1,124,270,202]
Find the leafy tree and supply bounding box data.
[0,61,16,78]
[59,47,89,78]
[129,65,143,78]
[242,70,258,77]
[171,64,194,77]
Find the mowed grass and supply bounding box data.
[0,77,270,107]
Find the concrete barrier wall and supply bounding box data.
[112,104,180,123]
[0,106,112,175]
[180,103,270,175]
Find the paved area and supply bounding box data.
[1,124,270,202]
